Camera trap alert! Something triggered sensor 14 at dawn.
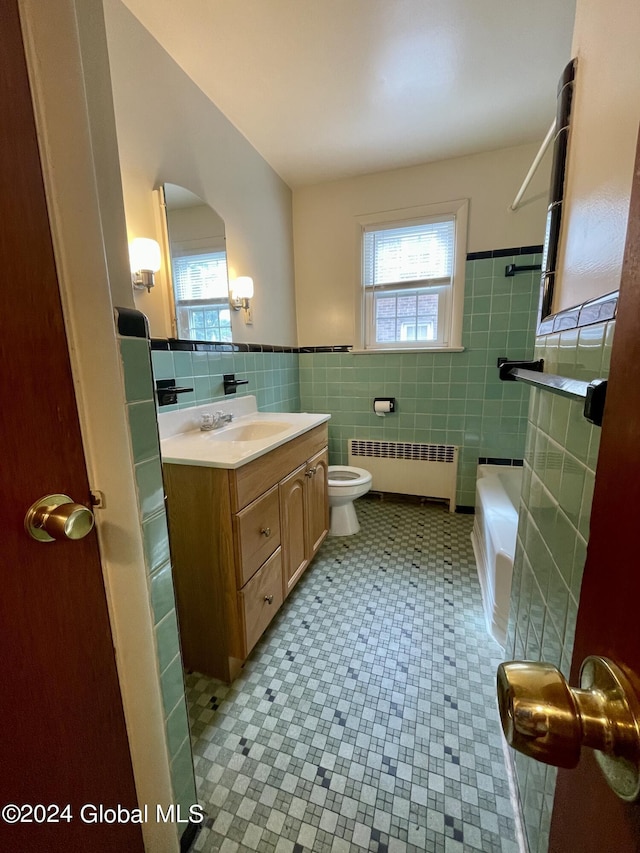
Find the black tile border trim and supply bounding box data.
[114,306,150,339]
[466,245,543,261]
[536,290,618,336]
[455,505,475,514]
[180,819,201,852]
[150,338,352,354]
[478,457,524,467]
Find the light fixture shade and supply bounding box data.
[232,276,254,300]
[129,237,161,273]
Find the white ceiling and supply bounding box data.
[120,0,576,188]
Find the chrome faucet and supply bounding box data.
[199,411,234,431]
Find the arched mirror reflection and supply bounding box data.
[162,183,232,341]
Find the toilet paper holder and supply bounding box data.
[373,397,396,416]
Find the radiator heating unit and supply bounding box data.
[349,439,458,512]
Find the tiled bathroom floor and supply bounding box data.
[186,498,518,853]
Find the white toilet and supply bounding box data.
[327,465,373,536]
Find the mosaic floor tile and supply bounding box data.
[186,498,517,852]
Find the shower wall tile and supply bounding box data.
[128,401,160,463]
[141,511,171,574]
[117,328,197,836]
[134,456,165,520]
[155,608,181,674]
[505,317,615,853]
[151,349,301,415]
[120,337,155,403]
[160,653,186,715]
[150,561,178,625]
[299,253,541,507]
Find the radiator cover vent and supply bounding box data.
[350,440,456,464]
[348,439,458,512]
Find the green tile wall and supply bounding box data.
[299,253,541,506]
[504,319,614,853]
[151,348,301,414]
[118,334,197,835]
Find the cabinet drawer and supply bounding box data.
[239,548,283,655]
[231,423,329,510]
[235,485,281,586]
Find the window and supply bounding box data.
[359,200,468,351]
[172,251,232,342]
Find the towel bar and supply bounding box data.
[498,359,607,426]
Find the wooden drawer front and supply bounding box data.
[232,423,329,510]
[235,485,281,586]
[240,548,283,655]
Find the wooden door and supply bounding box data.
[0,3,142,849]
[306,448,330,558]
[548,132,640,849]
[280,463,309,597]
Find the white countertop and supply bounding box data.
[158,396,330,469]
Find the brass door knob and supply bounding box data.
[264,594,274,604]
[260,527,271,537]
[497,657,640,800]
[25,494,95,542]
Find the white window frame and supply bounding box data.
[171,247,232,341]
[355,199,468,352]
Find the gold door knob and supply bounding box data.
[25,494,95,542]
[264,594,274,604]
[260,527,271,537]
[497,657,640,800]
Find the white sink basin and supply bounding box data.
[158,396,330,469]
[208,421,292,442]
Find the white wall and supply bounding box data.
[167,204,226,253]
[103,0,298,346]
[293,143,551,346]
[554,0,640,312]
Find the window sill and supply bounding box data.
[350,346,465,355]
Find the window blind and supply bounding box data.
[172,251,229,302]
[363,217,455,290]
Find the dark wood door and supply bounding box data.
[0,2,143,849]
[548,132,640,850]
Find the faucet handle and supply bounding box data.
[199,413,214,431]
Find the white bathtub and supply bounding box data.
[470,464,522,647]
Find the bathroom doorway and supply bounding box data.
[0,3,141,848]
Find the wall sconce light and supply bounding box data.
[229,276,254,322]
[129,237,161,292]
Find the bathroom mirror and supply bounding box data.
[162,183,232,341]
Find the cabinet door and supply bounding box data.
[279,462,309,598]
[306,448,329,558]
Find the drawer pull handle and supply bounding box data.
[305,466,317,477]
[264,594,274,604]
[260,527,271,537]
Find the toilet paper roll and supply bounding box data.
[374,400,392,417]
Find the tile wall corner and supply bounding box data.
[505,316,615,853]
[116,326,198,836]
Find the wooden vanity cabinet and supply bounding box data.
[163,423,328,682]
[280,448,329,596]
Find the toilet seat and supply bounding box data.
[327,465,371,488]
